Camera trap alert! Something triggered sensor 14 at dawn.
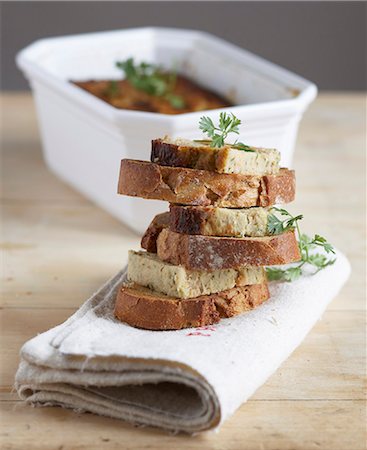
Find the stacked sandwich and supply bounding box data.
[115,127,301,330]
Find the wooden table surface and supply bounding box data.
[0,92,365,450]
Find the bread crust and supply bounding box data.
[118,159,295,207]
[151,139,280,175]
[114,282,270,330]
[140,212,170,253]
[156,228,301,270]
[151,139,218,171]
[169,205,269,237]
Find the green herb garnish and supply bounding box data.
[266,207,336,282]
[196,112,253,151]
[267,207,304,235]
[115,58,185,109]
[165,93,185,109]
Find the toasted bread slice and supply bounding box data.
[115,282,270,330]
[140,212,170,253]
[156,228,301,270]
[170,205,269,237]
[118,159,295,208]
[151,137,280,175]
[128,250,266,299]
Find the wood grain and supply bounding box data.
[1,400,365,450]
[0,92,365,449]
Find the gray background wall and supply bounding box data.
[1,1,366,91]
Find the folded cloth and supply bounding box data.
[15,250,350,434]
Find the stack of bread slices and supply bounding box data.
[115,137,301,330]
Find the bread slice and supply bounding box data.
[128,250,266,299]
[170,205,269,237]
[140,212,170,253]
[115,282,270,330]
[151,137,280,175]
[118,159,295,208]
[156,228,301,270]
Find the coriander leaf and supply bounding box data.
[267,208,303,235]
[299,233,312,246]
[283,266,303,282]
[165,93,185,109]
[219,112,232,132]
[115,58,185,109]
[199,116,216,137]
[266,267,287,281]
[212,134,225,148]
[284,214,304,231]
[307,253,336,273]
[312,234,336,254]
[298,233,311,254]
[266,209,336,283]
[227,114,241,134]
[267,213,285,235]
[198,113,250,149]
[307,253,328,267]
[219,112,240,138]
[116,58,135,78]
[266,266,302,282]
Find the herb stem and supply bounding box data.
[266,207,336,282]
[294,219,306,257]
[198,113,252,150]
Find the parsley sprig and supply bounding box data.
[195,113,254,151]
[267,207,304,235]
[115,58,185,109]
[266,207,336,282]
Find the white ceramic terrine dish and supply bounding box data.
[16,27,317,234]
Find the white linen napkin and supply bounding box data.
[15,250,350,434]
